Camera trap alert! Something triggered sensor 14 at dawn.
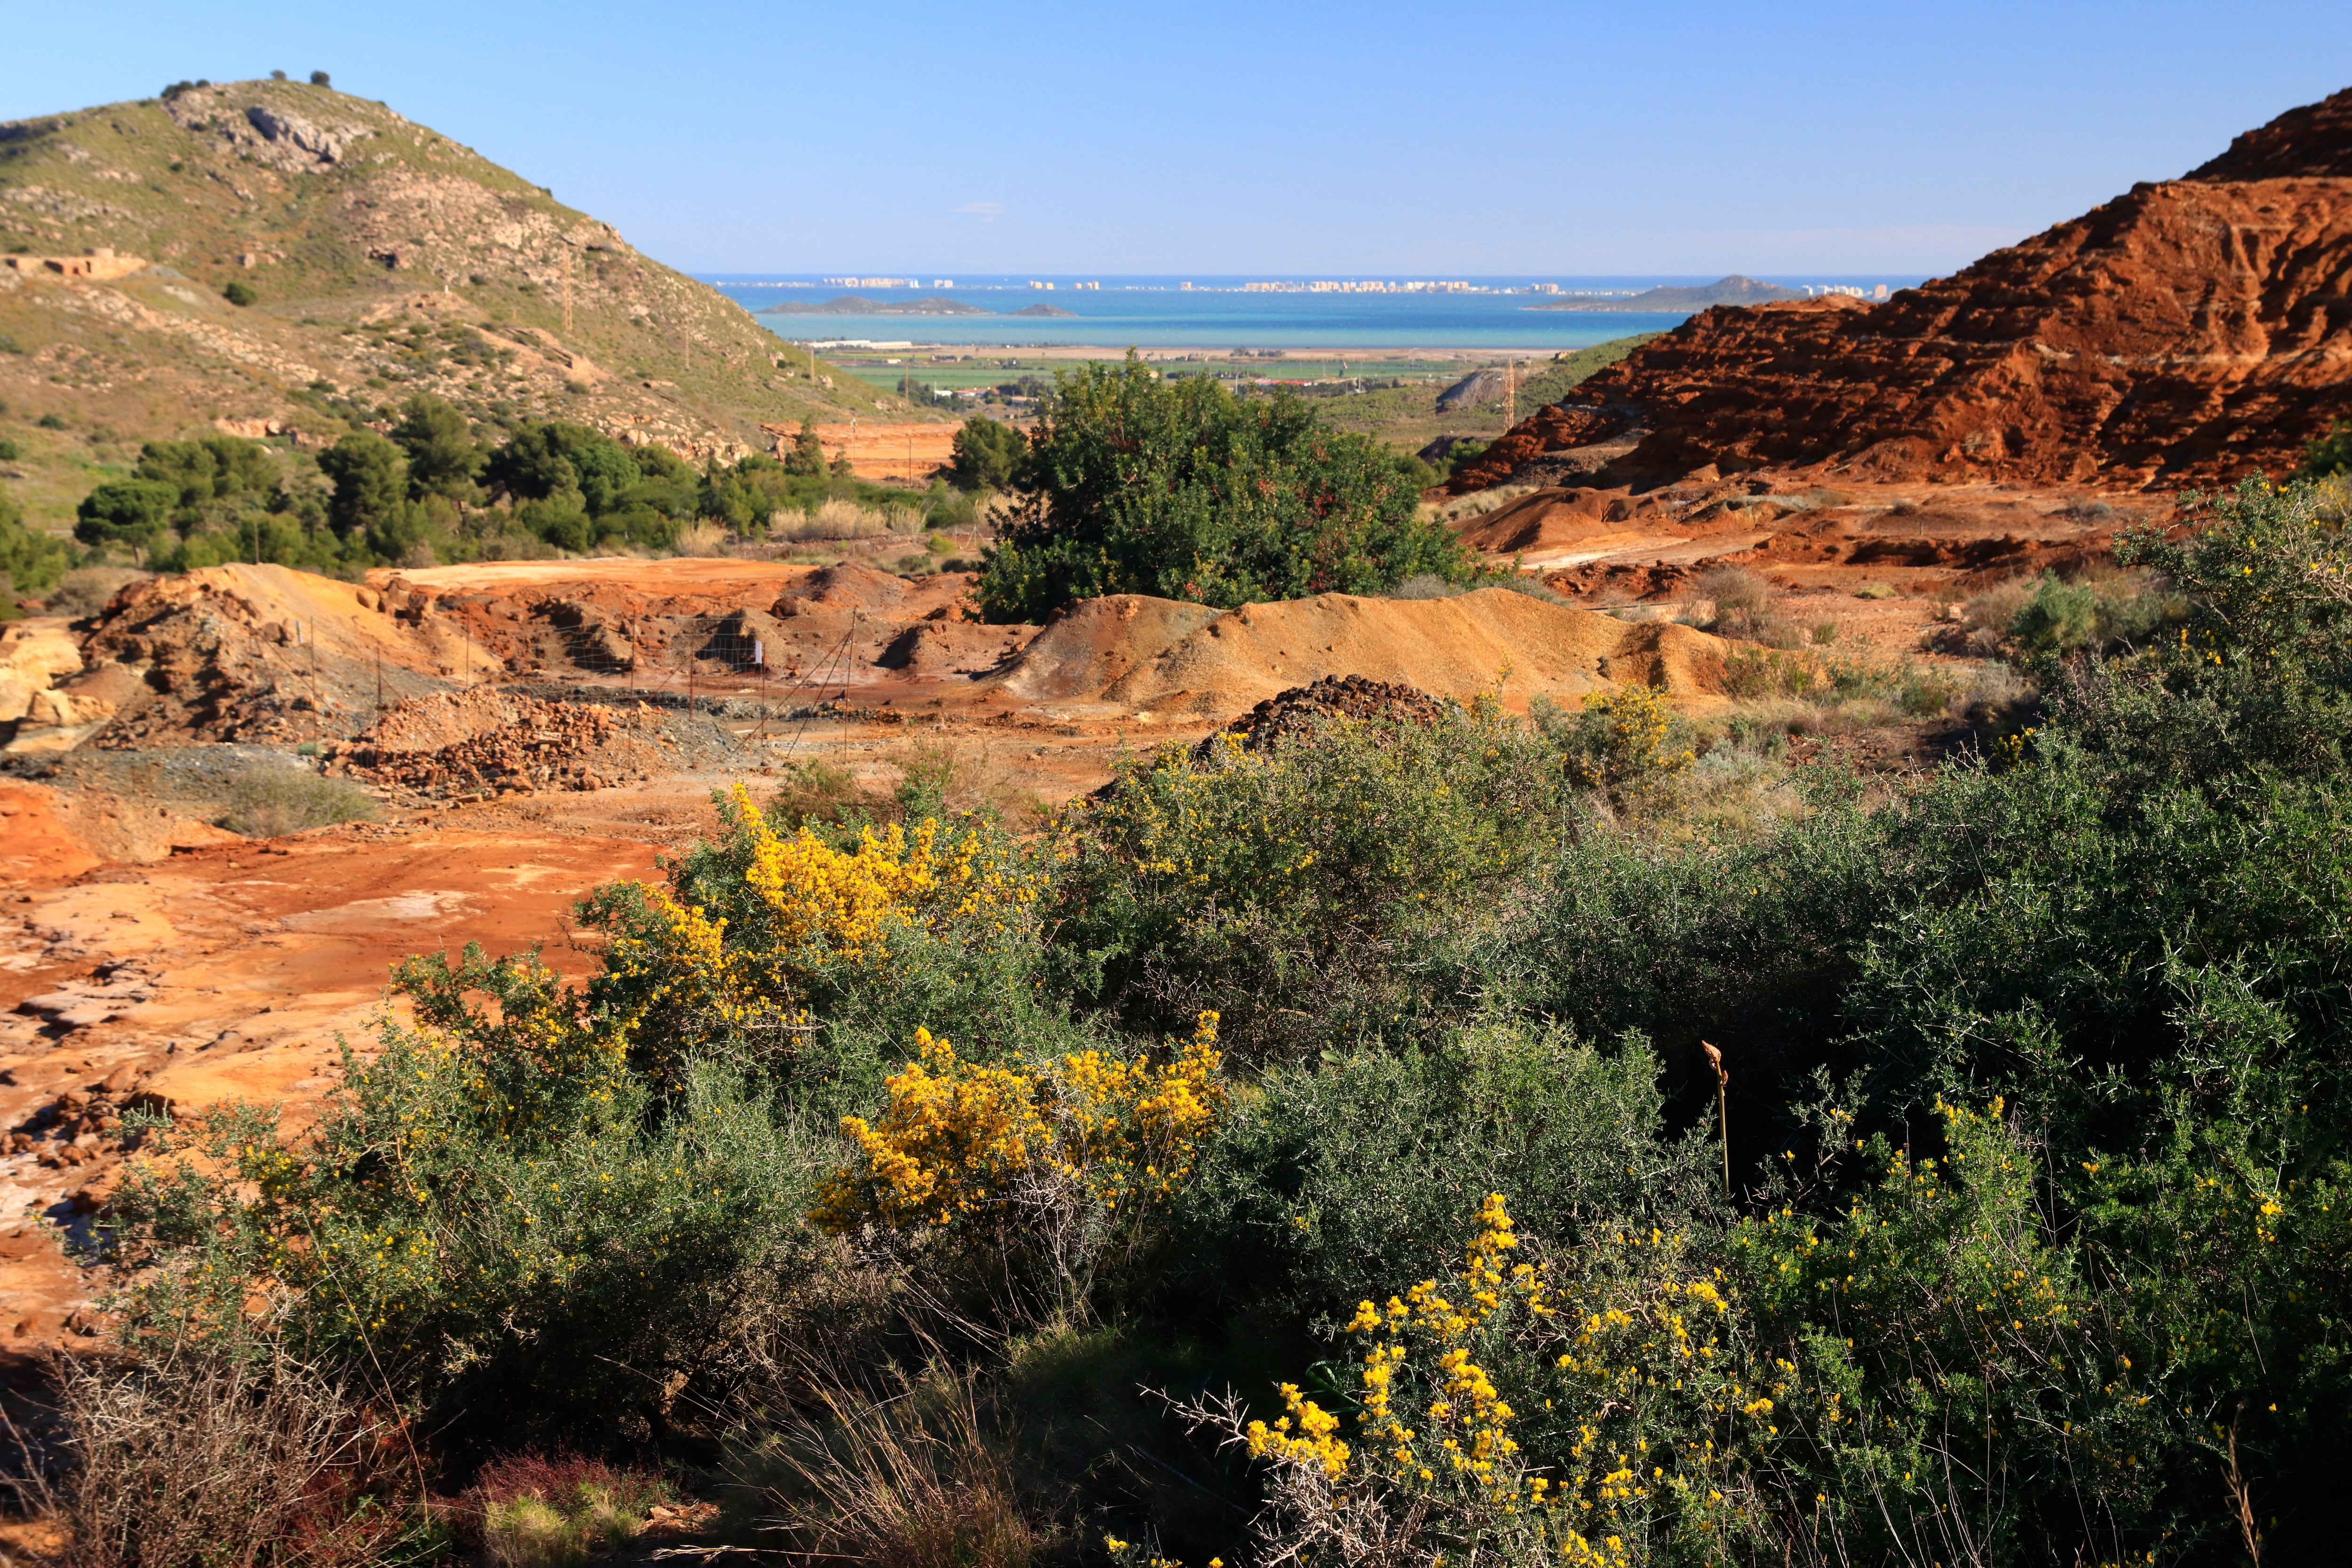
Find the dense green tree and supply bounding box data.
[485,421,641,516]
[133,435,278,514]
[783,417,826,478]
[73,479,178,564]
[388,395,485,502]
[977,354,1479,622]
[946,415,1025,491]
[317,431,409,541]
[221,280,256,308]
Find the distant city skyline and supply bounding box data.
[8,1,2350,278]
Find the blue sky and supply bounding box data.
[6,2,2348,278]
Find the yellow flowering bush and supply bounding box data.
[590,782,1046,1085]
[1209,1193,1772,1568]
[1544,687,1699,805]
[811,1011,1226,1238]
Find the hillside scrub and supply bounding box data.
[81,478,2352,1564]
[976,353,1482,622]
[0,484,75,615]
[53,405,981,576]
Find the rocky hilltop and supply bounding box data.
[0,80,907,525]
[1450,87,2352,494]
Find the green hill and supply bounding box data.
[0,79,926,528]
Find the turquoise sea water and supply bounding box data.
[701,274,1920,352]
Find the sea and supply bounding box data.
[699,274,1926,354]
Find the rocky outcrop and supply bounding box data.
[1449,87,2352,496]
[1437,369,1507,412]
[243,105,355,166]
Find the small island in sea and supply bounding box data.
[1004,302,1080,318]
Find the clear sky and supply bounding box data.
[6,2,2349,279]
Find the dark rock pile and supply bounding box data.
[331,689,688,796]
[1199,674,1448,757]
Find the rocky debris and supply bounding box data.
[332,687,747,796]
[785,700,906,726]
[1199,675,1449,757]
[65,565,462,747]
[1437,369,1507,412]
[1447,86,2352,496]
[2,1065,151,1171]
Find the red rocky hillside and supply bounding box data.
[1450,86,2352,494]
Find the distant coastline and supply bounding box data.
[1527,275,1806,312]
[757,294,991,317]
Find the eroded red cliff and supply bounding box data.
[1451,88,2352,494]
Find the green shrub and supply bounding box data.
[1050,699,1573,1056]
[109,951,832,1448]
[977,353,1478,622]
[1167,1019,1713,1321]
[0,487,75,608]
[218,768,378,836]
[946,415,1026,491]
[2295,419,2351,479]
[222,279,257,307]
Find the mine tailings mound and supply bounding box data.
[64,564,469,747]
[985,588,1733,716]
[1448,84,2352,496]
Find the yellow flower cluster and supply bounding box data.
[1246,1382,1351,1480]
[810,1012,1226,1234]
[1341,1194,1536,1498]
[1245,1195,1752,1567]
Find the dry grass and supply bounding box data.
[773,499,927,543]
[45,1348,426,1568]
[739,1363,1043,1568]
[1416,483,1542,525]
[460,1452,672,1568]
[671,520,732,557]
[1694,565,1803,647]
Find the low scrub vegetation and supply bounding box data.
[217,765,380,837]
[57,477,2352,1565]
[41,400,982,581]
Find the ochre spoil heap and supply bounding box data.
[1447,86,2352,496]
